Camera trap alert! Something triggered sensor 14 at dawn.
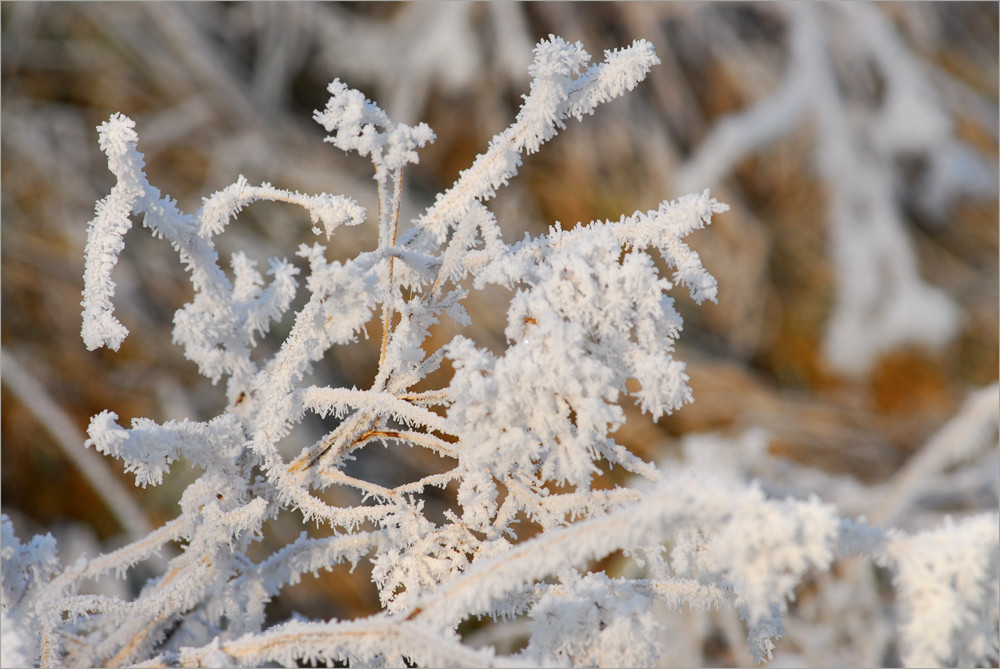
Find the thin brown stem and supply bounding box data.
[351,428,456,458]
[107,563,185,667]
[289,410,370,473]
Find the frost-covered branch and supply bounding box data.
[675,3,995,376]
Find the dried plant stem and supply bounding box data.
[1,348,152,541]
[377,170,404,384]
[289,410,372,473]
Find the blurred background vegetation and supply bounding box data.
[2,2,997,662]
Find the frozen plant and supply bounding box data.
[2,34,997,668]
[675,2,997,376]
[666,380,999,667]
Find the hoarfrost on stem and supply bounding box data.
[674,3,994,376]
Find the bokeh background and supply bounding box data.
[2,3,997,665]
